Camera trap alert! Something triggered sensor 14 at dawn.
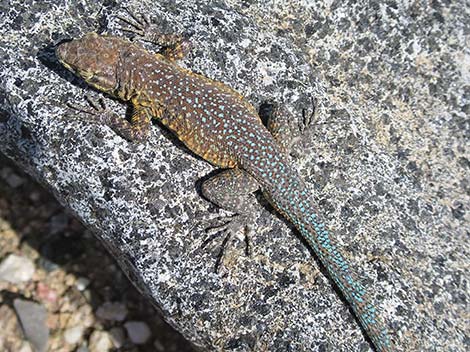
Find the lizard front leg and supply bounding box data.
[201,168,260,272]
[118,9,190,61]
[67,96,160,141]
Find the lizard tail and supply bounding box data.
[259,170,392,351]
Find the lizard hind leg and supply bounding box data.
[260,98,316,156]
[200,168,260,272]
[117,8,190,61]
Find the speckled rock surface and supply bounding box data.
[0,1,468,352]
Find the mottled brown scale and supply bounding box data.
[57,32,392,351]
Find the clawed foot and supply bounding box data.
[117,8,155,39]
[65,95,113,123]
[299,95,316,134]
[289,96,316,159]
[201,215,253,273]
[117,8,190,61]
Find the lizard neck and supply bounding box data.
[114,47,150,102]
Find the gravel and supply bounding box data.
[0,254,35,284]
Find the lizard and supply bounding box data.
[55,12,392,352]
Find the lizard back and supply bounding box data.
[57,33,273,169]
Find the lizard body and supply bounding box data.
[57,31,392,351]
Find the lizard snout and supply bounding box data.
[56,39,78,68]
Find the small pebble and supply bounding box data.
[64,274,76,287]
[76,344,89,352]
[18,342,34,352]
[29,190,41,202]
[13,299,49,352]
[49,213,69,234]
[96,302,128,322]
[124,321,151,345]
[75,277,90,291]
[1,167,25,188]
[64,325,84,344]
[37,257,60,272]
[154,338,165,351]
[109,326,125,348]
[0,254,35,283]
[7,173,25,188]
[36,282,58,303]
[88,330,112,352]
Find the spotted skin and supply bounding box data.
[201,168,259,266]
[201,169,259,215]
[265,104,302,153]
[56,32,392,351]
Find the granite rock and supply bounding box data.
[0,1,468,351]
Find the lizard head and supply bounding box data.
[56,32,124,93]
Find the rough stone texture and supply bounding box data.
[0,304,24,352]
[13,299,49,352]
[0,254,35,283]
[0,1,468,352]
[88,330,113,352]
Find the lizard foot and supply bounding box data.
[117,8,154,38]
[117,8,190,61]
[202,215,253,273]
[289,95,316,159]
[117,8,188,45]
[66,95,151,141]
[299,95,316,134]
[66,95,117,124]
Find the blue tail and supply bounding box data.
[256,163,392,351]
